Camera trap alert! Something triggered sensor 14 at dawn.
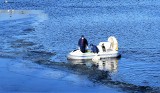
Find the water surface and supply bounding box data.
[0,0,160,92]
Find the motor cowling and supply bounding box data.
[108,36,118,51]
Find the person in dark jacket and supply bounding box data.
[90,44,99,54]
[78,35,88,53]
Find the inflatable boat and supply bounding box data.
[67,36,121,60]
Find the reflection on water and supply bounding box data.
[92,58,118,73]
[0,10,48,22]
[0,10,28,18]
[5,0,8,3]
[68,58,119,73]
[0,9,48,54]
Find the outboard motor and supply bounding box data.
[108,36,118,51]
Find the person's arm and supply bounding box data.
[91,47,93,52]
[85,38,88,46]
[96,46,99,53]
[78,39,81,46]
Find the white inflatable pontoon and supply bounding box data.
[67,36,121,60]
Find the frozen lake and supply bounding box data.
[0,0,160,93]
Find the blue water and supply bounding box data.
[0,0,160,92]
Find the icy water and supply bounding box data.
[0,0,160,93]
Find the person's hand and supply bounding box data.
[78,46,80,50]
[86,46,89,49]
